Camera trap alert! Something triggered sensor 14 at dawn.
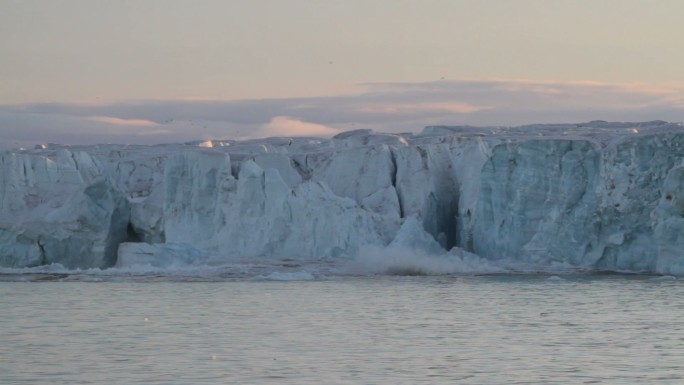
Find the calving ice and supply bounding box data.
[1,121,683,274]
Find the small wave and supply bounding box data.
[0,263,219,278]
[256,271,317,281]
[0,260,328,282]
[650,275,677,281]
[0,263,73,275]
[1,250,652,281]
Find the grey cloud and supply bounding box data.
[1,79,683,149]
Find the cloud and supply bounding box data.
[85,116,159,126]
[356,101,489,114]
[1,79,683,149]
[260,116,340,137]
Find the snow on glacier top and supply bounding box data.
[6,120,683,155]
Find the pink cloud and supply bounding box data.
[357,101,490,114]
[86,116,159,126]
[3,78,684,148]
[261,116,340,137]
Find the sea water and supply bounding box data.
[2,274,684,384]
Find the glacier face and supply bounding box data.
[1,121,683,274]
[0,150,130,268]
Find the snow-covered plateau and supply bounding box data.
[1,121,683,275]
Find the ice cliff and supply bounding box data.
[1,121,683,274]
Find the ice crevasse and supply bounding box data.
[1,121,683,274]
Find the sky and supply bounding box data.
[2,0,684,148]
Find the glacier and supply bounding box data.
[1,120,683,274]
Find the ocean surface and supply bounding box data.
[2,272,684,384]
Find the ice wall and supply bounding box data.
[472,128,684,273]
[1,121,682,273]
[473,139,601,266]
[0,150,130,268]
